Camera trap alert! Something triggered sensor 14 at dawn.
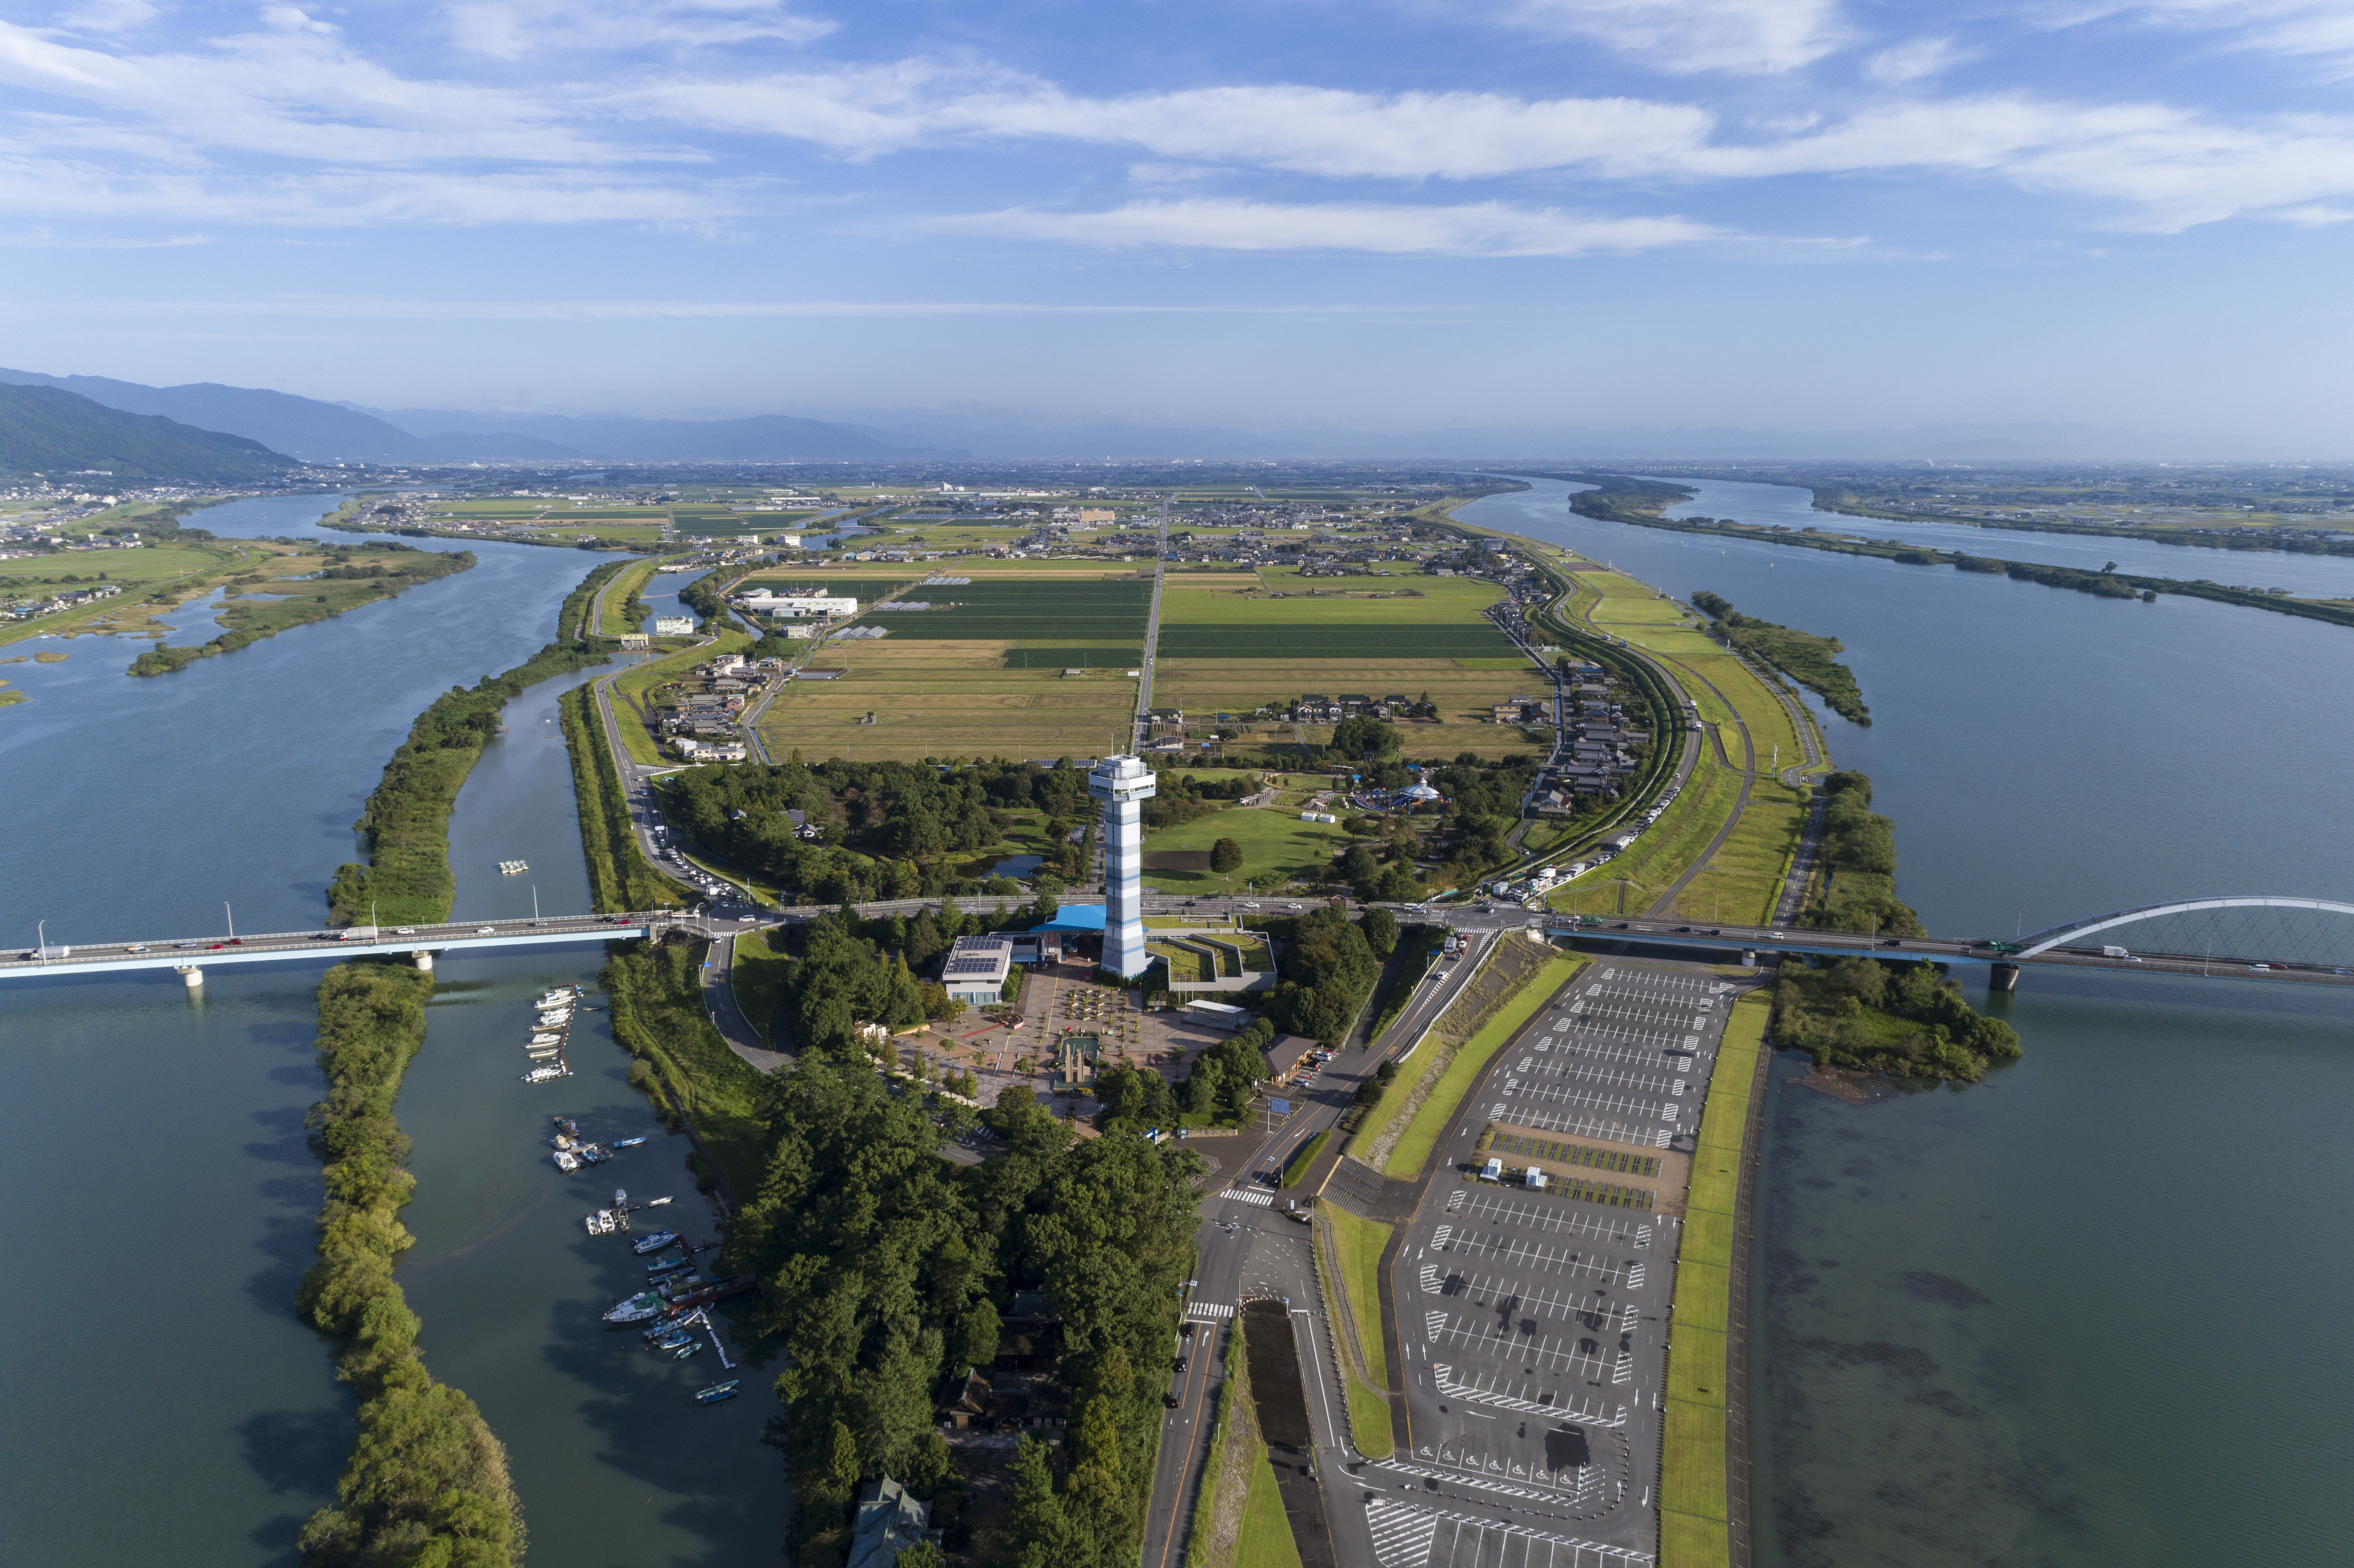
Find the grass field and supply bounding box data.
[1140,805,1346,892]
[1658,992,1767,1568]
[757,638,1139,762]
[1323,1206,1392,1387]
[596,557,663,636]
[1150,656,1544,760]
[1155,572,1517,660]
[1383,953,1583,1179]
[1347,1377,1393,1461]
[1234,1446,1304,1568]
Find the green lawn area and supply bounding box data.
[1158,577,1505,625]
[597,557,663,636]
[1142,805,1346,893]
[1347,1377,1393,1461]
[1234,1446,1303,1568]
[1382,955,1583,1179]
[1657,991,1767,1568]
[728,927,791,1040]
[1322,1206,1392,1387]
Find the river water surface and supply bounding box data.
[1461,477,2354,1567]
[0,497,776,1565]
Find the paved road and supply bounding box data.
[701,929,791,1070]
[1133,493,1173,750]
[1138,925,1508,1567]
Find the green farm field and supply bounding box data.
[878,575,1151,647]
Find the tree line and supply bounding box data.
[295,961,525,1568]
[1774,955,2022,1082]
[1691,591,1871,725]
[1800,772,1924,937]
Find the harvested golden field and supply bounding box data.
[757,638,1140,762]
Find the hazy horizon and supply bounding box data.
[4,1,2352,449]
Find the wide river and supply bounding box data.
[1462,476,2354,1567]
[0,498,777,1566]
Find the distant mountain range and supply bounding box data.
[0,367,944,464]
[0,383,296,483]
[0,364,2239,465]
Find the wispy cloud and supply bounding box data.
[943,198,1728,257]
[1485,0,1848,74]
[1865,37,1976,84]
[439,0,835,61]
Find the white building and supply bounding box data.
[653,616,696,635]
[678,740,746,763]
[740,591,857,619]
[1089,755,1157,979]
[942,935,1013,1007]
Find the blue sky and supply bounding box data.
[4,0,2353,447]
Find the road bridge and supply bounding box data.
[0,911,749,986]
[1544,895,2354,990]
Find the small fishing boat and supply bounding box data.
[659,1273,707,1297]
[523,1064,567,1083]
[585,1210,617,1236]
[536,987,580,1008]
[631,1229,681,1255]
[694,1381,740,1405]
[648,1257,691,1278]
[536,1009,572,1024]
[551,1116,579,1136]
[579,1145,611,1165]
[645,1196,673,1207]
[604,1291,666,1324]
[671,1342,702,1361]
[611,1136,648,1149]
[553,1151,580,1173]
[529,1032,562,1047]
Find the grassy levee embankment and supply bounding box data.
[557,684,688,912]
[1660,991,1769,1568]
[1317,1203,1397,1458]
[1350,933,1583,1180]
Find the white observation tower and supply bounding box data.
[1088,754,1157,979]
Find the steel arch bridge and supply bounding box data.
[2016,896,2354,958]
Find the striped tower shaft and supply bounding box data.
[1087,754,1157,980]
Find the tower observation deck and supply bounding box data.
[1088,754,1157,980]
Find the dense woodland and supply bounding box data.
[727,1052,1202,1568]
[1774,956,2022,1082]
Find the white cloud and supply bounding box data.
[943,198,1725,256]
[1487,0,1847,74]
[1865,37,1975,84]
[626,70,1719,177]
[440,0,834,61]
[2110,2,2354,78]
[52,0,159,33]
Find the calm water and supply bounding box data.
[1462,476,2354,1567]
[0,497,776,1565]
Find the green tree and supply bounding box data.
[1209,837,1243,878]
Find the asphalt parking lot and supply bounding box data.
[1374,959,1745,1565]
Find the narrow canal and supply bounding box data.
[1463,476,2354,1568]
[0,497,777,1565]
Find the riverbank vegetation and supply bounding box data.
[557,684,687,912]
[130,542,474,675]
[600,934,768,1197]
[1799,772,1923,937]
[1690,592,1868,725]
[295,961,524,1568]
[726,1059,1202,1568]
[330,621,615,926]
[1772,956,2022,1082]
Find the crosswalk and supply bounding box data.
[1185,1301,1235,1321]
[1364,1498,1656,1568]
[1222,1187,1274,1207]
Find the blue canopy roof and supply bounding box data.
[1031,905,1107,933]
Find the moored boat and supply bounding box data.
[694,1380,740,1404]
[553,1151,580,1172]
[630,1229,681,1255]
[648,1256,691,1277]
[584,1210,617,1235]
[603,1291,666,1324]
[671,1342,702,1360]
[523,1064,567,1083]
[611,1136,648,1149]
[536,986,580,1008]
[551,1116,579,1136]
[666,1276,756,1309]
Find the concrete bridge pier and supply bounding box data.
[177,966,203,988]
[413,951,435,972]
[1990,962,2020,992]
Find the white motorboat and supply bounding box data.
[523,1064,567,1083]
[553,1151,581,1172]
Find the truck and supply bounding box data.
[2100,945,2131,959]
[339,926,380,942]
